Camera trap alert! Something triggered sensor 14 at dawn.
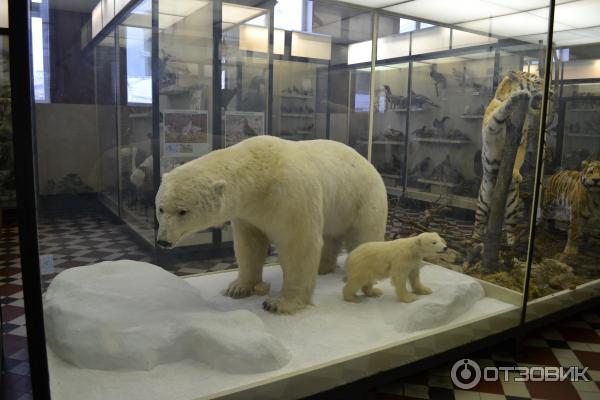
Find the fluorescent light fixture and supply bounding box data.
[223,3,266,26]
[238,25,284,54]
[0,0,8,28]
[274,29,285,55]
[348,40,372,64]
[530,0,600,29]
[159,0,208,17]
[451,29,497,49]
[411,26,451,55]
[91,2,103,38]
[377,34,410,60]
[384,0,515,25]
[291,31,332,60]
[458,11,571,37]
[102,0,115,27]
[115,0,129,14]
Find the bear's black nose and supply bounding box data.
[443,246,448,251]
[157,240,172,248]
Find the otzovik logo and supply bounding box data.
[451,359,481,389]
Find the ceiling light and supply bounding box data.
[222,3,266,26]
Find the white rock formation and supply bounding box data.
[43,260,290,372]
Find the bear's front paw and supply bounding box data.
[262,295,307,314]
[224,279,256,299]
[413,285,432,295]
[397,292,418,303]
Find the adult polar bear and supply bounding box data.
[156,136,388,314]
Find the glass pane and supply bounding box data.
[527,7,600,320]
[0,36,14,206]
[156,0,216,252]
[118,6,154,243]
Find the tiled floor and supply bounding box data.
[1,204,599,400]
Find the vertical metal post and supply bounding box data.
[366,10,378,162]
[402,33,413,195]
[8,0,51,398]
[267,3,274,135]
[114,29,122,219]
[151,0,160,261]
[212,0,223,246]
[520,0,556,325]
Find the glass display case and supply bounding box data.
[0,35,13,211]
[5,1,599,399]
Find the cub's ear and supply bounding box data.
[508,70,518,81]
[415,236,422,247]
[581,160,589,169]
[213,180,227,197]
[161,172,169,180]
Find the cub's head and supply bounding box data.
[155,169,227,249]
[580,160,600,192]
[416,232,448,257]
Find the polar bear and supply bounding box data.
[156,136,388,314]
[343,232,447,303]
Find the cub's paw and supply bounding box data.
[413,285,432,295]
[364,287,384,298]
[397,292,418,303]
[223,279,256,299]
[343,294,361,303]
[262,295,307,314]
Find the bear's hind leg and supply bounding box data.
[263,234,323,314]
[225,220,269,299]
[319,236,342,275]
[409,267,432,295]
[362,281,383,298]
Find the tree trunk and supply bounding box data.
[482,98,529,273]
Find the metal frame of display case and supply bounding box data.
[6,0,600,399]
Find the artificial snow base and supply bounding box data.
[46,259,513,400]
[43,261,290,373]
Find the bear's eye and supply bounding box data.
[159,207,164,214]
[433,241,437,245]
[178,210,187,216]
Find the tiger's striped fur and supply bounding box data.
[473,71,544,245]
[542,161,600,255]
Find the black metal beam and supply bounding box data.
[7,0,51,398]
[520,0,556,325]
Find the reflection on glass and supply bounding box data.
[0,36,14,205]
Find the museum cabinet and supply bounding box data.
[4,0,600,399]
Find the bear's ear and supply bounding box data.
[415,236,422,247]
[213,180,227,197]
[162,172,169,180]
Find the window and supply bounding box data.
[31,0,50,102]
[126,26,152,104]
[399,18,416,34]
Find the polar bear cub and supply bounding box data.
[343,232,447,303]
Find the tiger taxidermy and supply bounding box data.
[542,160,600,255]
[473,71,545,245]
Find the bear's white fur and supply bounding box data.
[343,232,447,303]
[156,136,388,314]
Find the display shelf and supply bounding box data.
[159,85,190,95]
[411,137,470,144]
[357,140,404,145]
[565,133,600,138]
[128,112,151,119]
[461,114,483,119]
[387,186,477,211]
[417,178,458,188]
[280,94,313,99]
[379,172,402,179]
[386,108,423,113]
[281,113,314,118]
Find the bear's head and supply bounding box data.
[155,170,227,249]
[415,232,447,257]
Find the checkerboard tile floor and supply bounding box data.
[2,206,600,400]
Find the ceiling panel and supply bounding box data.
[383,0,518,24]
[530,0,600,29]
[458,11,573,37]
